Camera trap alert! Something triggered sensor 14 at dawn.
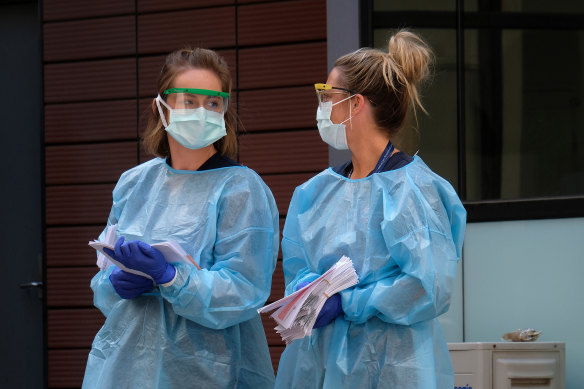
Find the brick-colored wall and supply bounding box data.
[43,0,328,386]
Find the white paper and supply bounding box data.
[89,224,200,279]
[258,256,359,344]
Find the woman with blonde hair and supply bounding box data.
[275,30,466,388]
[83,47,279,388]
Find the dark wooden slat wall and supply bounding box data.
[43,0,327,387]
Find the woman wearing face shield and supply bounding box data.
[274,30,466,388]
[82,48,279,388]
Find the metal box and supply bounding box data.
[449,342,565,389]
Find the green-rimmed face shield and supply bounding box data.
[162,88,229,113]
[314,83,356,104]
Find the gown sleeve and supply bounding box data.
[341,179,466,325]
[90,168,140,317]
[90,211,123,317]
[159,173,279,330]
[281,189,321,296]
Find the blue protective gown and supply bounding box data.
[82,157,279,389]
[275,156,466,389]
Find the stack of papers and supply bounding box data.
[89,224,201,279]
[258,256,359,344]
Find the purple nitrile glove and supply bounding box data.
[103,236,176,284]
[109,267,155,299]
[295,280,343,329]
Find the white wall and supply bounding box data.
[454,218,584,389]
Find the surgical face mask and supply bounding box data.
[156,95,227,150]
[316,95,354,150]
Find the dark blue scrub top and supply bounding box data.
[333,151,413,178]
[166,153,240,171]
[198,153,240,170]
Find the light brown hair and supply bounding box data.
[334,29,434,136]
[142,47,238,159]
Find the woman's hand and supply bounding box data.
[104,237,176,284]
[109,267,155,299]
[296,281,344,328]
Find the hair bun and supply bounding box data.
[388,30,433,85]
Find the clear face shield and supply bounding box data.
[161,88,229,114]
[314,83,356,105]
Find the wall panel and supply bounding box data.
[45,142,137,185]
[239,42,327,89]
[45,100,138,144]
[137,7,235,55]
[46,184,113,226]
[238,86,316,132]
[48,308,104,348]
[43,0,134,21]
[48,349,88,388]
[47,226,104,267]
[238,0,325,46]
[43,16,136,62]
[137,0,234,13]
[239,131,328,174]
[44,58,136,103]
[46,267,97,307]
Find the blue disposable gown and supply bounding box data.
[82,158,279,389]
[275,156,466,389]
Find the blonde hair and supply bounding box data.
[334,29,434,136]
[142,47,238,159]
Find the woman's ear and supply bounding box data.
[151,98,157,113]
[352,94,366,116]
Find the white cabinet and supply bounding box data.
[449,342,565,389]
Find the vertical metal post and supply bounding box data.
[455,0,467,342]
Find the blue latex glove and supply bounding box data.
[103,236,176,284]
[109,267,155,299]
[295,281,343,329]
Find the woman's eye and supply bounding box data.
[206,98,222,110]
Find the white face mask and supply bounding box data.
[156,95,227,150]
[316,95,354,150]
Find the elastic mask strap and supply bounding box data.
[331,94,355,107]
[156,95,171,128]
[340,97,354,126]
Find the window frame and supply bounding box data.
[362,0,584,222]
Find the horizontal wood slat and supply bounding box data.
[48,348,88,388]
[47,267,97,307]
[138,7,235,55]
[238,86,316,132]
[45,100,138,144]
[138,50,236,97]
[44,16,136,62]
[138,97,154,136]
[47,226,105,267]
[48,308,104,349]
[238,0,326,46]
[268,259,285,303]
[269,346,285,374]
[43,0,134,22]
[239,42,327,89]
[137,0,234,13]
[261,173,315,215]
[46,184,113,226]
[239,131,328,174]
[44,58,136,104]
[46,142,137,185]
